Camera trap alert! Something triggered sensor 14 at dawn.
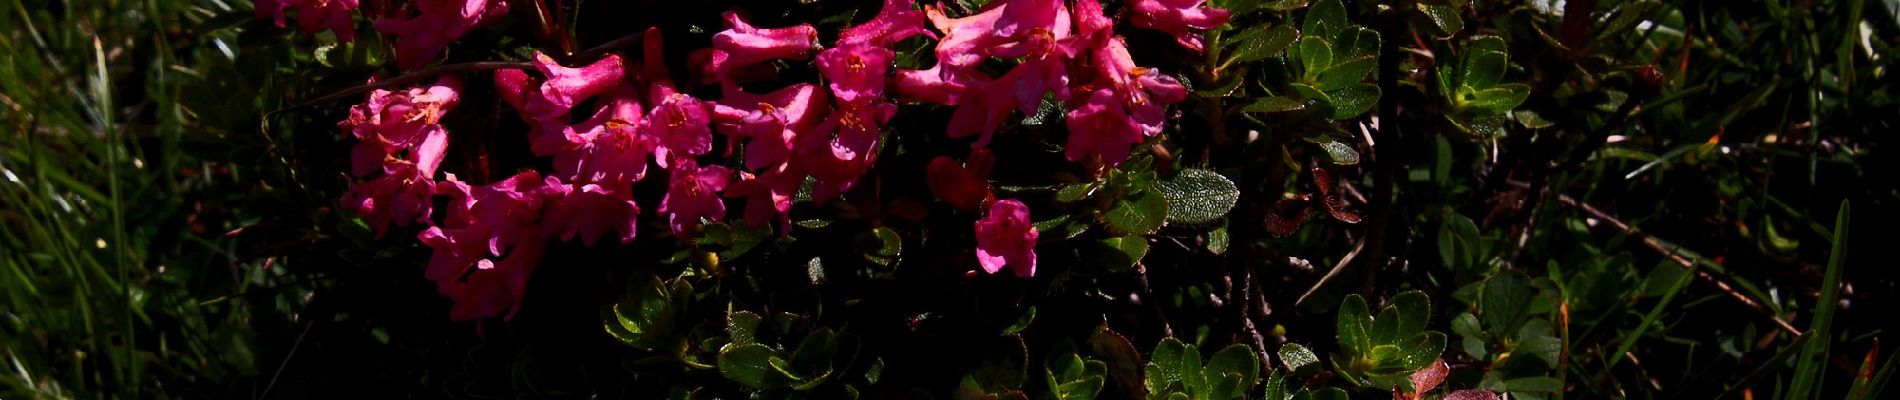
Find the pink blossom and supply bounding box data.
[658,160,732,239]
[798,101,896,204]
[893,63,975,105]
[418,171,551,320]
[711,83,829,171]
[501,53,631,155]
[723,164,802,232]
[703,11,819,83]
[256,0,360,41]
[538,179,639,245]
[944,79,1019,147]
[340,77,460,177]
[552,86,651,185]
[1063,88,1144,165]
[974,199,1038,278]
[372,0,510,69]
[1127,0,1231,52]
[343,162,438,236]
[639,29,715,167]
[837,0,933,47]
[1088,37,1188,137]
[817,45,895,106]
[927,149,994,212]
[923,2,1011,70]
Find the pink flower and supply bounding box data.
[538,179,639,245]
[341,77,460,177]
[927,149,994,212]
[1063,88,1144,165]
[417,171,551,321]
[711,83,829,171]
[658,160,732,239]
[552,86,651,185]
[1088,37,1188,137]
[974,199,1038,278]
[372,0,509,69]
[639,29,715,167]
[893,63,975,105]
[257,0,360,41]
[499,53,630,155]
[837,0,933,47]
[703,11,819,83]
[1127,0,1231,52]
[817,45,895,106]
[724,163,802,232]
[797,101,896,204]
[343,162,438,236]
[923,2,1012,70]
[944,79,1019,147]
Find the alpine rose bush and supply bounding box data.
[319,0,1225,326]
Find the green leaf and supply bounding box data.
[1325,83,1380,119]
[1330,27,1381,62]
[1154,169,1241,225]
[719,343,789,389]
[859,227,903,267]
[1058,181,1101,203]
[1104,191,1169,236]
[1415,3,1464,37]
[1337,295,1374,354]
[1088,328,1146,399]
[1262,0,1307,11]
[1789,201,1851,399]
[1315,56,1376,90]
[1278,343,1320,374]
[1480,271,1533,334]
[1302,0,1347,39]
[1467,84,1529,113]
[1308,136,1361,165]
[1297,36,1333,77]
[1207,226,1230,255]
[1243,96,1308,114]
[1225,24,1300,65]
[1372,332,1445,374]
[1263,369,1290,400]
[1463,50,1508,90]
[1035,214,1093,241]
[608,274,680,350]
[728,310,763,346]
[788,328,841,389]
[1206,345,1262,399]
[971,335,1030,393]
[1096,235,1150,272]
[1146,338,1190,395]
[1502,376,1562,392]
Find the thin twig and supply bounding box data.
[1506,180,1803,336]
[258,317,315,400]
[1296,235,1366,306]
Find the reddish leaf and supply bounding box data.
[1265,198,1312,237]
[1446,390,1499,400]
[1409,358,1449,396]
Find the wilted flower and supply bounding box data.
[974,199,1038,278]
[927,149,995,212]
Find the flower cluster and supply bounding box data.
[327,0,1226,321]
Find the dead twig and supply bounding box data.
[1506,180,1803,336]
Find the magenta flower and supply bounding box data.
[658,160,732,239]
[342,162,438,236]
[1127,0,1231,52]
[417,171,551,321]
[341,77,460,177]
[974,199,1038,278]
[646,89,714,168]
[704,11,819,83]
[552,86,651,185]
[724,164,802,232]
[1089,37,1188,137]
[1063,87,1144,165]
[372,0,510,69]
[505,53,630,155]
[539,179,639,245]
[837,0,932,47]
[256,0,360,41]
[894,63,975,105]
[711,83,829,171]
[817,45,895,106]
[798,101,896,204]
[923,2,1011,70]
[944,79,1020,147]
